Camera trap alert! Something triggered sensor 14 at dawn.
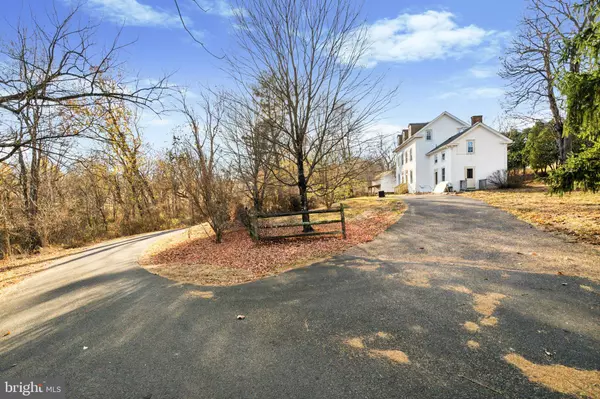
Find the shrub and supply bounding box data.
[487,170,523,189]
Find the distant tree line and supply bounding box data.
[0,0,395,255]
[501,0,599,192]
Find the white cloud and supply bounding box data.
[436,86,505,100]
[469,66,497,79]
[360,10,503,67]
[78,0,182,27]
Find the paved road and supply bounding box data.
[1,196,599,398]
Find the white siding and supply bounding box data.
[413,115,467,192]
[380,174,396,192]
[448,125,509,190]
[393,112,510,193]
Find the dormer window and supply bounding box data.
[426,129,432,140]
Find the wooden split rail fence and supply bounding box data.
[251,204,346,240]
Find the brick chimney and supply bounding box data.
[397,134,402,146]
[471,115,483,125]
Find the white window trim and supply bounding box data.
[426,129,432,141]
[467,140,475,154]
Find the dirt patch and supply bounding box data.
[441,285,473,295]
[464,321,480,333]
[368,349,410,364]
[376,331,392,339]
[141,197,405,286]
[345,337,365,349]
[467,340,480,350]
[473,292,506,317]
[186,290,214,299]
[505,353,600,398]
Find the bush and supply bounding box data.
[487,170,523,189]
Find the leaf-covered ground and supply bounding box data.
[140,197,406,286]
[461,185,600,245]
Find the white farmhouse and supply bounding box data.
[393,112,513,193]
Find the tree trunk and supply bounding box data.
[296,166,313,233]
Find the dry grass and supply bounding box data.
[505,353,600,398]
[462,186,600,246]
[141,197,405,286]
[0,246,85,291]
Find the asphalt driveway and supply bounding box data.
[1,196,599,398]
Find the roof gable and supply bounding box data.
[393,111,469,152]
[426,122,513,155]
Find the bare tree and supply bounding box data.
[0,6,169,162]
[228,0,395,231]
[371,133,396,171]
[222,85,280,213]
[170,91,234,243]
[500,0,594,163]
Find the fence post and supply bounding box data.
[340,203,347,239]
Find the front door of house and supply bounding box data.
[465,167,475,189]
[434,171,438,185]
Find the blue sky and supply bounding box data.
[2,0,527,148]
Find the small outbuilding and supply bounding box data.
[369,170,396,195]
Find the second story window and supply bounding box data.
[426,129,432,140]
[410,148,413,161]
[441,152,446,161]
[400,152,404,165]
[434,155,438,164]
[467,140,475,153]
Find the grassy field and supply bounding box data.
[462,185,600,245]
[140,196,406,286]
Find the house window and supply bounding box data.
[426,129,432,140]
[410,170,413,184]
[467,168,474,179]
[401,152,404,165]
[434,155,438,164]
[441,152,446,161]
[442,167,446,181]
[405,152,408,164]
[467,140,475,153]
[434,170,438,185]
[409,149,413,161]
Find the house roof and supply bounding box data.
[426,122,513,156]
[393,111,469,153]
